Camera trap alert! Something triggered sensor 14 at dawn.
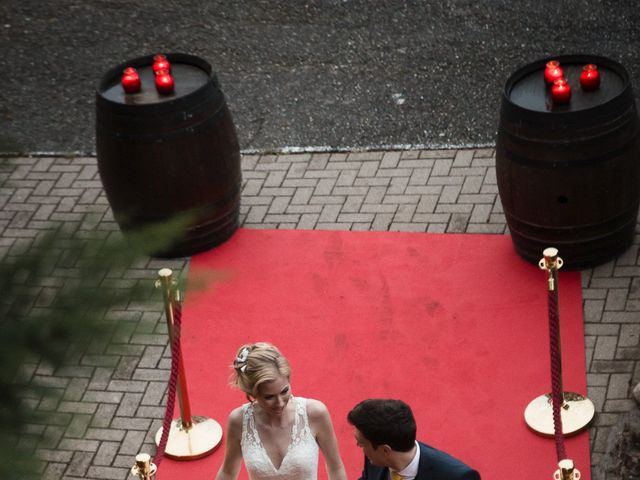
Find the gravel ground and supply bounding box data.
[1,0,639,153]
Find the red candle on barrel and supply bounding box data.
[155,69,175,94]
[153,54,171,75]
[121,67,141,93]
[544,60,564,86]
[580,64,600,91]
[551,78,571,104]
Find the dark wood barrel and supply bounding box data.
[96,53,241,258]
[496,54,640,269]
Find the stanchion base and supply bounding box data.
[524,392,595,436]
[155,416,223,460]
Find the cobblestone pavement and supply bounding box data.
[1,149,638,479]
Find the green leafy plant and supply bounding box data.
[0,218,190,478]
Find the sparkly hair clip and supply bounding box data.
[235,346,251,373]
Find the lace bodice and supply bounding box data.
[241,396,319,480]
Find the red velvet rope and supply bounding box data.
[548,287,567,461]
[153,299,183,466]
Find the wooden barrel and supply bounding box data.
[496,54,640,269]
[96,53,241,258]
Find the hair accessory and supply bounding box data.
[235,346,251,373]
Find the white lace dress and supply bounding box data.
[241,396,319,480]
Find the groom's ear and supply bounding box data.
[381,444,393,456]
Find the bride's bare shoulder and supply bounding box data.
[226,404,247,429]
[305,398,331,420]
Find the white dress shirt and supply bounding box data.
[389,441,421,480]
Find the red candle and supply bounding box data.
[155,69,175,94]
[544,60,564,86]
[551,78,571,104]
[580,64,600,91]
[121,67,141,94]
[152,54,171,75]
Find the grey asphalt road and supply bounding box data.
[1,0,639,153]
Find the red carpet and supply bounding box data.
[157,229,590,480]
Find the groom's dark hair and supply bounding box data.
[347,399,416,451]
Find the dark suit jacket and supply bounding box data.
[358,441,480,480]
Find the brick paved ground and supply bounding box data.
[1,150,638,479]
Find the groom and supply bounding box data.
[347,399,480,480]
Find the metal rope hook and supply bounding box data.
[153,268,223,461]
[539,247,563,292]
[553,459,581,480]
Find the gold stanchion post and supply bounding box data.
[524,248,595,436]
[154,268,223,460]
[553,459,581,480]
[131,453,157,479]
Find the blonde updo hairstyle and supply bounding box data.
[232,342,291,400]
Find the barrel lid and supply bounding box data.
[502,54,632,121]
[96,53,215,111]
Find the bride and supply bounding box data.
[215,342,347,480]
